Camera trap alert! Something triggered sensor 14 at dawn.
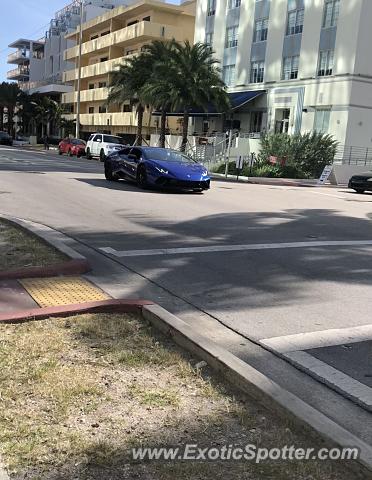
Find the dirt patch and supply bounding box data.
[0,220,65,271]
[0,313,354,479]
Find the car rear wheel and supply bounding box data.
[355,189,365,194]
[58,148,63,155]
[137,165,148,188]
[68,149,73,157]
[104,163,118,182]
[100,149,106,162]
[86,148,92,159]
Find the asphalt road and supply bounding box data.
[1,146,372,420]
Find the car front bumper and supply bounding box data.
[154,177,211,190]
[348,180,372,190]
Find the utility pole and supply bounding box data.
[75,0,83,139]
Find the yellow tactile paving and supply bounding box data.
[19,276,110,308]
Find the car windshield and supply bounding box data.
[103,135,125,145]
[71,139,85,145]
[144,149,196,163]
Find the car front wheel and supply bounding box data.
[58,149,63,155]
[104,163,118,181]
[86,148,92,159]
[355,189,365,194]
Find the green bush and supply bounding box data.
[211,132,337,179]
[258,132,338,178]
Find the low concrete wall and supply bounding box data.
[330,164,372,185]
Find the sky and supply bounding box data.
[0,0,179,82]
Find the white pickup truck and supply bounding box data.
[85,133,127,161]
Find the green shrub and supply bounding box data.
[258,132,338,178]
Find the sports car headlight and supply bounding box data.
[155,167,169,174]
[367,178,372,181]
[202,170,208,177]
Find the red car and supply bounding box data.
[58,138,86,157]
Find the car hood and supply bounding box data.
[149,159,207,175]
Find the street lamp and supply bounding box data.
[75,0,84,139]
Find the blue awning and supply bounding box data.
[153,90,266,117]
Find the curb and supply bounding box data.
[211,173,319,187]
[142,304,372,477]
[0,299,154,324]
[0,214,91,279]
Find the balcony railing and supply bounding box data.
[62,87,109,104]
[64,21,180,61]
[7,50,30,64]
[63,56,129,82]
[7,66,30,80]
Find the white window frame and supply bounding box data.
[250,61,265,83]
[314,109,331,133]
[282,55,300,80]
[225,25,239,48]
[286,8,304,36]
[223,64,236,87]
[318,49,334,77]
[323,0,340,28]
[253,18,269,43]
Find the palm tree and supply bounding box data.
[140,40,177,148]
[107,54,153,145]
[0,82,21,136]
[169,41,230,152]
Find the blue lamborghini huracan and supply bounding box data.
[104,146,210,192]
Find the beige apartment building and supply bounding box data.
[62,0,196,141]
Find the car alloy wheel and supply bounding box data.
[104,163,118,181]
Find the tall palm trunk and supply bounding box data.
[136,104,144,146]
[180,111,189,152]
[159,108,167,148]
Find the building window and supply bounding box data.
[207,0,216,16]
[250,61,265,83]
[225,25,239,48]
[282,55,299,80]
[253,18,269,42]
[123,104,132,112]
[314,109,331,133]
[88,107,95,114]
[143,16,151,21]
[90,34,99,40]
[100,57,108,62]
[323,0,340,28]
[88,83,95,90]
[205,32,214,47]
[250,111,263,133]
[228,0,241,9]
[98,81,107,88]
[223,64,236,86]
[99,106,107,113]
[286,8,304,35]
[318,50,334,76]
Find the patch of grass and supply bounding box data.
[0,219,65,271]
[0,313,354,480]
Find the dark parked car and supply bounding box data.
[58,138,86,157]
[0,132,13,146]
[104,146,210,192]
[348,172,372,194]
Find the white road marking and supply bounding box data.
[100,239,372,258]
[284,351,372,411]
[261,324,372,353]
